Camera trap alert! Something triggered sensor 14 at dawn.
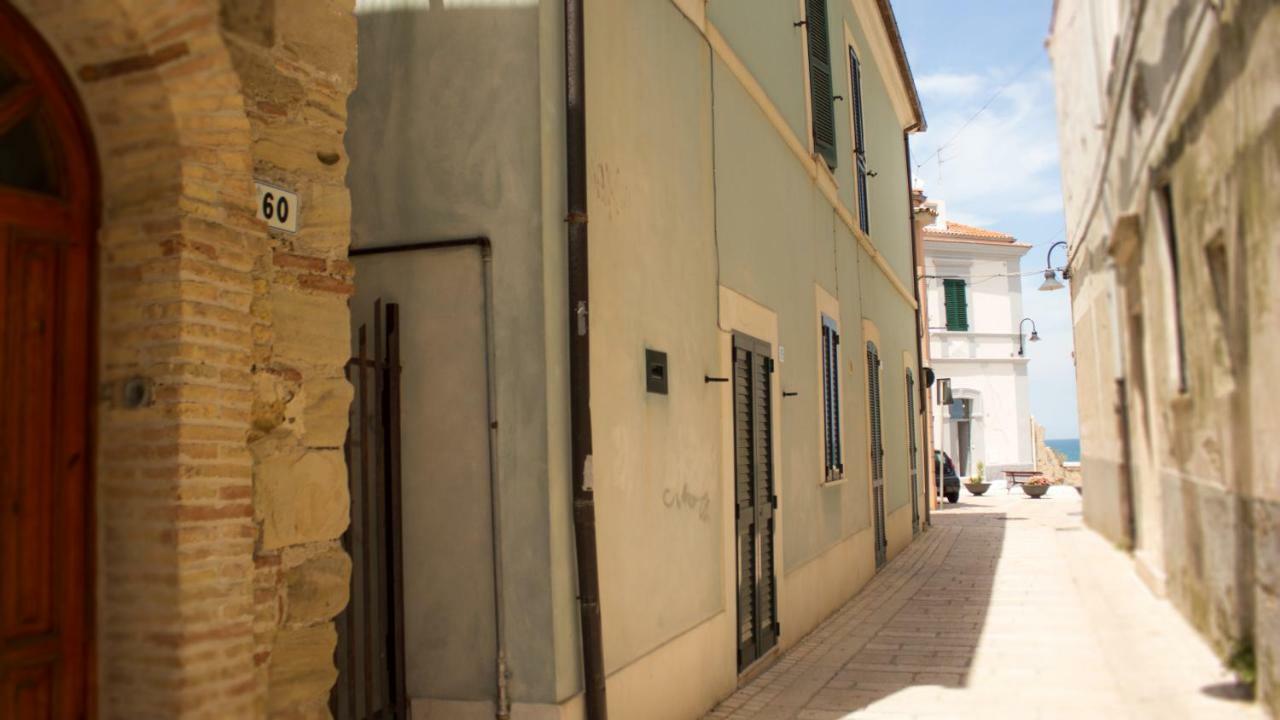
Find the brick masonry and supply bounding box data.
[11,1,356,717]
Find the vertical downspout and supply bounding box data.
[903,131,931,519]
[482,245,512,720]
[564,0,608,717]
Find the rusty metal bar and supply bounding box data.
[358,325,374,713]
[373,301,387,714]
[384,303,407,719]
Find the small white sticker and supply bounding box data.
[779,346,785,362]
[254,180,299,233]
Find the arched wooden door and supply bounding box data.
[0,4,96,719]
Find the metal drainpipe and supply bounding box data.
[564,0,608,717]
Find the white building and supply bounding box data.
[920,199,1034,482]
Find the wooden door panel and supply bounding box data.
[1,233,59,641]
[1,664,54,720]
[0,5,95,718]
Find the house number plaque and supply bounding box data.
[254,180,299,233]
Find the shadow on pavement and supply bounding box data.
[800,508,1006,714]
[704,505,1008,718]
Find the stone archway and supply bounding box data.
[9,1,261,716]
[8,1,357,717]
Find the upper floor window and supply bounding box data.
[1158,183,1188,393]
[821,315,843,481]
[848,46,869,234]
[805,0,837,170]
[944,279,968,331]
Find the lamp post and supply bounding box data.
[1018,317,1040,357]
[1039,240,1069,292]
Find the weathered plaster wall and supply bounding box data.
[1051,0,1280,713]
[14,0,357,716]
[345,0,572,710]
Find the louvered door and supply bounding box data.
[866,342,887,568]
[0,6,95,719]
[732,333,778,671]
[907,373,919,536]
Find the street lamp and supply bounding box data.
[1039,240,1069,292]
[1018,318,1040,357]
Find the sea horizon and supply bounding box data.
[1046,437,1081,463]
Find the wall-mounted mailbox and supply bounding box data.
[646,349,668,395]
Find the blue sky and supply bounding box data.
[895,0,1080,440]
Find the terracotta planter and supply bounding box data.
[1023,484,1050,498]
[965,482,991,496]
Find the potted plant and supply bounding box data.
[965,462,991,496]
[1023,475,1052,498]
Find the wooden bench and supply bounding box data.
[1004,469,1044,492]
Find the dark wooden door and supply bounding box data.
[0,5,96,719]
[906,372,919,536]
[732,333,778,671]
[866,342,886,568]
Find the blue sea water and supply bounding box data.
[1046,438,1081,463]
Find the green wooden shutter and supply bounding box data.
[806,0,836,169]
[733,334,779,669]
[866,341,886,567]
[849,47,869,234]
[944,279,968,331]
[906,372,919,535]
[821,317,843,476]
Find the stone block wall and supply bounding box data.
[219,1,357,716]
[13,0,357,716]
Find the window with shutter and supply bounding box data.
[943,279,968,331]
[821,315,842,480]
[806,0,837,169]
[849,46,870,234]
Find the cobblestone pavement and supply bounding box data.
[706,486,1264,720]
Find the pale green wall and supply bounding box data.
[347,0,924,708]
[584,0,724,677]
[708,2,920,568]
[708,0,917,289]
[707,0,809,142]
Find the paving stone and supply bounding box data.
[704,493,1265,719]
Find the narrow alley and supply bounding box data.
[707,489,1262,720]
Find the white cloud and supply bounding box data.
[915,72,986,99]
[911,67,1063,235]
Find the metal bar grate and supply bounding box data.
[332,301,407,720]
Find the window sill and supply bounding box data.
[821,469,847,487]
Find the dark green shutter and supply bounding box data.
[821,318,842,475]
[906,372,919,535]
[866,342,886,568]
[806,0,837,169]
[849,47,870,234]
[944,279,968,331]
[733,334,778,670]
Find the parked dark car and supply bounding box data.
[934,450,961,504]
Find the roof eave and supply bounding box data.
[875,0,926,133]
